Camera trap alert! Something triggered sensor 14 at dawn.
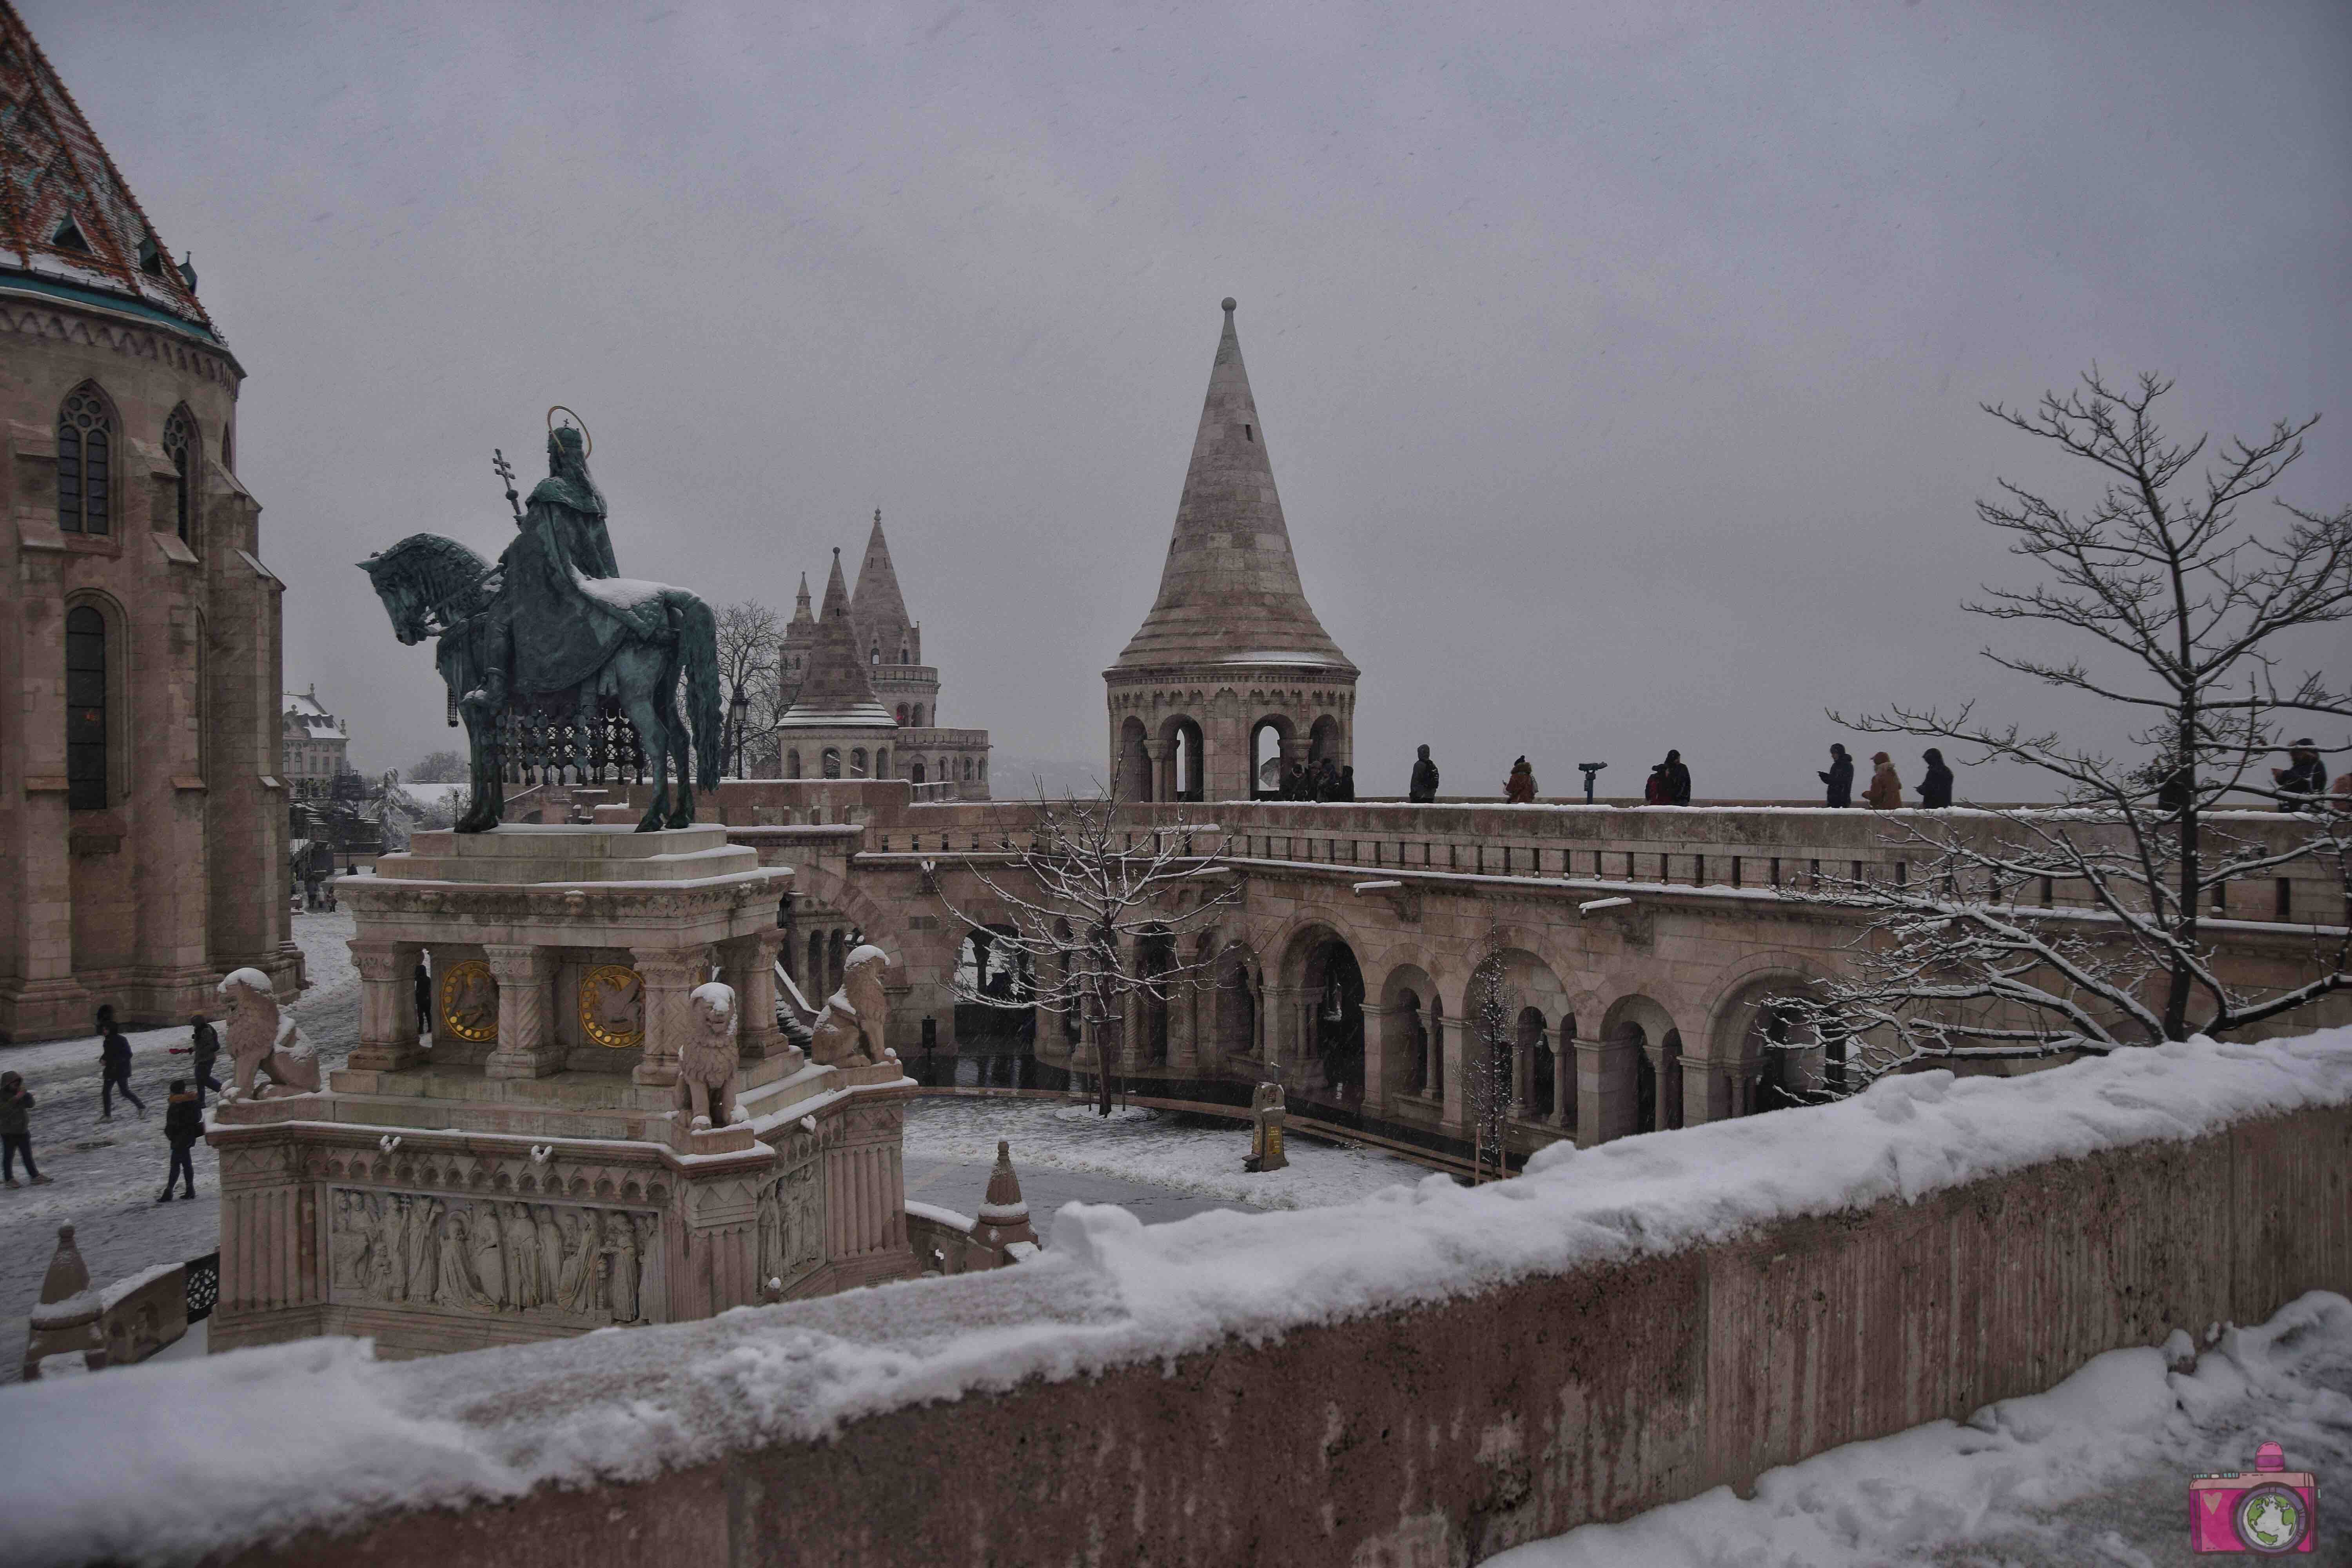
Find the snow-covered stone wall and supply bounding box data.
[6,1029,2350,1568]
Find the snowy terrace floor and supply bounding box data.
[1497,1291,2352,1568]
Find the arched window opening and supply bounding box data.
[786,750,801,779]
[911,762,925,784]
[1169,718,1205,802]
[895,705,909,726]
[1521,1007,1552,1122]
[162,404,197,546]
[897,644,909,664]
[851,747,868,777]
[875,747,889,777]
[57,383,113,535]
[911,704,925,727]
[978,758,986,780]
[962,757,974,781]
[869,644,881,665]
[821,747,842,779]
[1251,719,1287,798]
[66,605,108,809]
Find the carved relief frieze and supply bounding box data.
[301,1143,669,1209]
[327,1187,662,1327]
[755,1160,826,1294]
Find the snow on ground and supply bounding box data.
[904,1096,1429,1211]
[5,1030,2350,1568]
[0,911,358,1383]
[1495,1290,2352,1568]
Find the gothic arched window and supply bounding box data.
[912,762,925,784]
[66,605,108,809]
[162,404,197,546]
[911,704,925,727]
[895,705,908,726]
[56,383,113,535]
[851,747,868,777]
[786,750,801,779]
[821,748,842,779]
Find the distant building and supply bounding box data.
[0,0,298,1039]
[281,684,350,800]
[775,511,990,797]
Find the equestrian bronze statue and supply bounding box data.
[359,413,722,833]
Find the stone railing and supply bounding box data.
[12,1029,2349,1566]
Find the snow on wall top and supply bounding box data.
[7,1029,2352,1567]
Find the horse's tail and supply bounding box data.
[679,594,724,789]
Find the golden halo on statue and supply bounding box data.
[545,405,592,457]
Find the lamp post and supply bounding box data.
[728,688,750,779]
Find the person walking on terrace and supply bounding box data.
[1408,745,1439,803]
[1661,750,1692,806]
[1644,761,1669,804]
[169,1014,223,1107]
[1918,748,1954,809]
[1820,743,1854,807]
[1860,751,1904,809]
[1504,756,1537,804]
[0,1071,49,1187]
[158,1079,202,1202]
[97,1005,144,1122]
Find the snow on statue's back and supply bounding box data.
[810,947,891,1068]
[216,968,319,1101]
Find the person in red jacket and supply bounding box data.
[159,1079,203,1202]
[1504,757,1538,803]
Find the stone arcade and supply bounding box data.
[206,822,919,1357]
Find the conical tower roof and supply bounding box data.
[789,572,814,626]
[778,550,895,730]
[851,509,914,657]
[0,2,220,345]
[1113,299,1354,674]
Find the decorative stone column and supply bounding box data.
[1438,1014,1472,1134]
[1576,1029,1639,1148]
[481,944,559,1079]
[733,929,784,1063]
[1263,985,1302,1078]
[1358,1002,1392,1116]
[632,947,708,1088]
[347,938,425,1072]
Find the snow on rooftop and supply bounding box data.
[6,1028,2351,1566]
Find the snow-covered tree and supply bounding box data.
[1784,370,2351,1090]
[714,599,782,777]
[924,790,1240,1115]
[406,749,468,784]
[1465,936,1519,1183]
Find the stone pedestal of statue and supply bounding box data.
[206,824,917,1360]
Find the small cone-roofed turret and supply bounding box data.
[1114,298,1354,673]
[790,572,814,626]
[974,1138,1039,1254]
[778,550,894,729]
[851,509,914,661]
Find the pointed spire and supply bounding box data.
[779,548,896,729]
[851,508,914,662]
[1114,298,1353,672]
[790,571,814,625]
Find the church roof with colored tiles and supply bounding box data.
[0,0,218,343]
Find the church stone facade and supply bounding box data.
[1107,299,1358,802]
[0,1,298,1040]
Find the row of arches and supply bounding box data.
[1112,710,1348,803]
[52,379,215,549]
[892,704,929,727]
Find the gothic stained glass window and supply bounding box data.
[56,384,112,535]
[66,606,107,809]
[162,405,197,545]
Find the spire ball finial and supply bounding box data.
[1221,296,1236,313]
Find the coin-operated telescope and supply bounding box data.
[1577,762,1607,804]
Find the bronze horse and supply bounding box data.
[358,533,722,832]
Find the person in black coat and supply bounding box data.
[1408,745,1439,803]
[159,1079,203,1201]
[1820,744,1854,807]
[1337,765,1356,802]
[171,1014,223,1107]
[1662,750,1692,806]
[97,1006,144,1122]
[1918,748,1955,810]
[414,956,434,1044]
[0,1070,48,1186]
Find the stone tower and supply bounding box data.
[778,571,815,711]
[0,0,297,1038]
[851,509,938,728]
[775,549,897,782]
[1106,299,1357,801]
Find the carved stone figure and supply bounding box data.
[809,945,890,1067]
[328,1189,655,1326]
[679,982,743,1128]
[216,968,321,1100]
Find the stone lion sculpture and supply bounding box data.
[217,968,321,1100]
[808,945,890,1068]
[679,981,742,1129]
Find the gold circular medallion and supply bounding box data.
[579,964,645,1049]
[437,959,499,1043]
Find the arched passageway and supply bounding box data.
[947,926,1037,1088]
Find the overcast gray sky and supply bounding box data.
[34,0,2352,798]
